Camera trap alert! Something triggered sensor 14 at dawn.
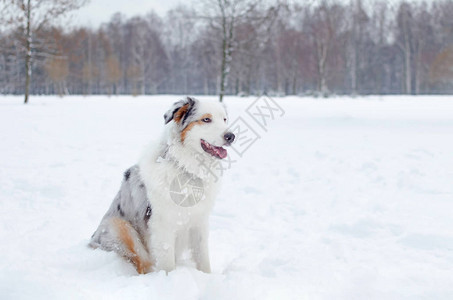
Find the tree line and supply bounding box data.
[1,0,453,101]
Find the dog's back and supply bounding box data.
[89,165,153,273]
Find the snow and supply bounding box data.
[1,95,453,299]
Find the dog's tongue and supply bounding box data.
[201,140,227,159]
[213,145,227,159]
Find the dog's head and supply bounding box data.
[164,97,235,159]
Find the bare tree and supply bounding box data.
[2,0,453,97]
[215,0,238,101]
[1,0,87,103]
[347,0,369,95]
[396,2,414,94]
[198,0,277,101]
[308,1,345,97]
[429,46,453,88]
[163,6,197,94]
[190,26,219,95]
[45,56,68,96]
[411,3,434,95]
[105,55,121,96]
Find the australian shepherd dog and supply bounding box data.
[89,97,235,274]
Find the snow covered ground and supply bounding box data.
[1,95,453,299]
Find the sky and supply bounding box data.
[71,0,185,28]
[68,0,424,29]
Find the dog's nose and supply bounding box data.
[224,132,235,144]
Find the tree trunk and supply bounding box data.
[404,36,411,94]
[24,0,32,104]
[218,1,234,102]
[219,28,227,102]
[415,40,422,95]
[317,43,328,97]
[350,0,358,95]
[402,10,412,94]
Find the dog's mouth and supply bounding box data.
[200,139,227,159]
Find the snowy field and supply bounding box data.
[1,95,453,299]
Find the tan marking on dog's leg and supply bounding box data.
[180,113,212,143]
[112,218,152,274]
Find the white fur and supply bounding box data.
[138,99,229,273]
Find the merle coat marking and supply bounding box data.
[89,97,234,274]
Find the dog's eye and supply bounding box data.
[202,117,212,123]
[224,118,227,123]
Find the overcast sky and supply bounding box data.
[71,0,185,27]
[69,0,424,28]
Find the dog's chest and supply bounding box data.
[146,173,218,226]
[148,191,215,228]
[139,149,221,227]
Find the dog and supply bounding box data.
[89,97,235,274]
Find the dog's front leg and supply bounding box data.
[151,226,176,273]
[190,225,211,273]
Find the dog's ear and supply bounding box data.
[164,97,196,125]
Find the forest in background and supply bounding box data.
[1,0,453,98]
